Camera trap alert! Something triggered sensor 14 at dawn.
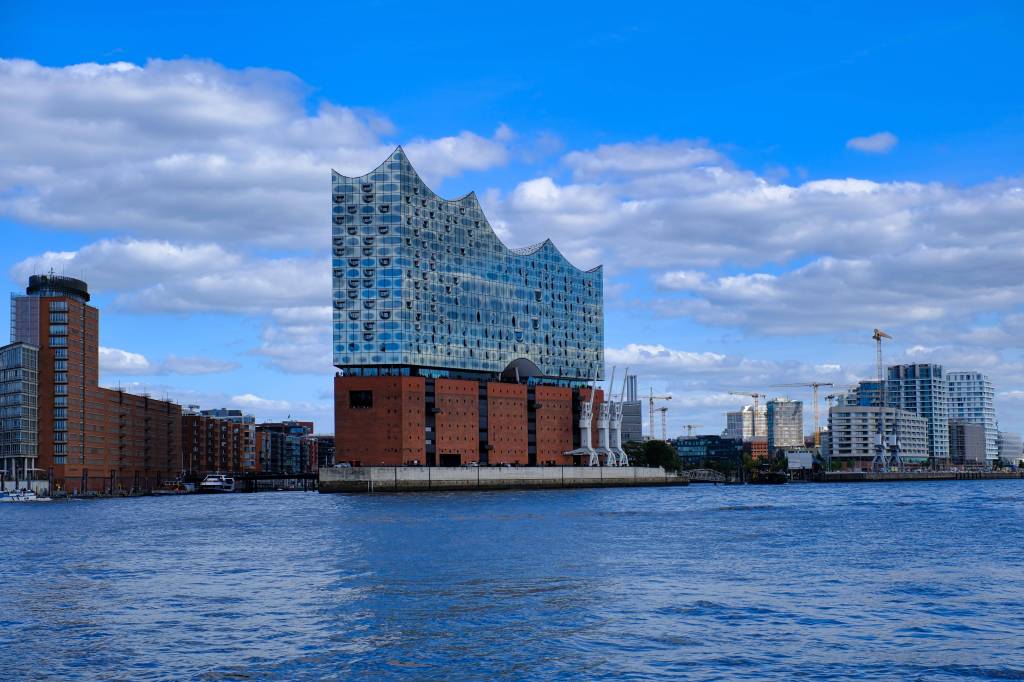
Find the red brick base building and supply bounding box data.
[335,375,603,467]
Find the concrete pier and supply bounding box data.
[319,466,688,493]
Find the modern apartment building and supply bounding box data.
[0,342,38,485]
[886,363,950,466]
[181,407,257,476]
[8,275,181,493]
[766,398,804,451]
[332,148,605,466]
[946,371,997,464]
[948,419,986,468]
[676,435,743,468]
[313,434,335,469]
[723,405,767,442]
[843,380,882,407]
[827,405,928,471]
[257,420,315,473]
[997,431,1022,466]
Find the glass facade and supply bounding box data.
[331,148,604,381]
[886,363,950,462]
[0,342,39,479]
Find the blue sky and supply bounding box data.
[2,1,1024,435]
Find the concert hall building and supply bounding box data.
[332,148,605,466]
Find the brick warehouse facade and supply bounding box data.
[334,376,605,467]
[4,275,181,493]
[331,149,607,467]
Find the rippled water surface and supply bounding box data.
[2,481,1023,680]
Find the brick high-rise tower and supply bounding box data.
[7,274,181,494]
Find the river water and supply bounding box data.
[1,481,1022,680]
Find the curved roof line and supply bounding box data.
[333,146,602,275]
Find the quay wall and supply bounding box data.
[319,466,688,493]
[818,471,1023,483]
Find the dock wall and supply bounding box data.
[318,466,688,493]
[818,471,1023,483]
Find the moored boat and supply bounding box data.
[198,474,235,493]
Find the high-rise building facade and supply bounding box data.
[332,150,607,467]
[9,275,181,493]
[886,363,950,466]
[946,371,997,464]
[723,405,767,442]
[0,342,38,485]
[843,380,882,407]
[766,398,804,451]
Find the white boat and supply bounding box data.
[198,474,235,493]
[0,489,51,503]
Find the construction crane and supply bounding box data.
[683,424,703,437]
[728,391,767,438]
[657,406,669,440]
[872,328,899,470]
[771,382,835,447]
[648,388,672,440]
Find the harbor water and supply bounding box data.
[1,480,1022,680]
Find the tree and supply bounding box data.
[642,440,683,473]
[623,440,646,466]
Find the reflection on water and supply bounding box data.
[1,481,1022,680]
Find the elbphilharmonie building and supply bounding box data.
[332,147,603,380]
[332,149,608,466]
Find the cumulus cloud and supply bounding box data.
[12,238,328,314]
[0,58,511,249]
[251,306,334,374]
[99,346,239,376]
[99,347,152,374]
[231,393,292,412]
[846,131,899,154]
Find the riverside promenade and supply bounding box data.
[319,466,688,493]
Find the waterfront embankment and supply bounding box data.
[817,470,1023,483]
[318,465,687,493]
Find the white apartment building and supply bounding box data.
[767,398,804,450]
[946,371,998,464]
[828,405,928,471]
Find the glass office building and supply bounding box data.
[331,148,603,382]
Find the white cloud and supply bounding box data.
[564,139,722,179]
[231,393,292,411]
[846,131,899,154]
[252,307,334,374]
[99,346,239,376]
[160,356,240,375]
[11,238,328,314]
[99,347,152,374]
[0,58,511,249]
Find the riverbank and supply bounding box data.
[815,470,1023,483]
[318,465,688,493]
